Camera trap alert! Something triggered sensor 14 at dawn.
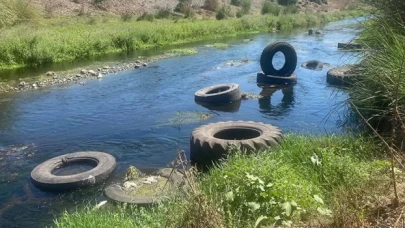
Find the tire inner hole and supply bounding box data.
[272,51,285,70]
[306,61,318,69]
[207,86,230,94]
[52,159,98,176]
[214,128,261,140]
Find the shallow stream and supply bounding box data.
[0,17,363,227]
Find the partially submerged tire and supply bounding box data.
[195,83,241,104]
[260,42,297,76]
[301,60,324,71]
[257,72,297,85]
[104,168,184,205]
[31,151,116,191]
[338,42,362,50]
[196,99,242,113]
[190,121,282,168]
[327,65,356,86]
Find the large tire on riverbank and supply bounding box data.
[257,72,297,85]
[31,151,116,191]
[260,42,297,76]
[327,65,356,86]
[190,121,282,168]
[104,168,184,205]
[195,83,241,104]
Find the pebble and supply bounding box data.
[88,70,97,76]
[97,73,103,79]
[134,64,141,69]
[53,75,58,79]
[19,81,26,87]
[80,69,87,74]
[46,71,55,76]
[76,74,81,78]
[142,63,148,67]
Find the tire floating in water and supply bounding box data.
[301,60,324,71]
[194,83,242,104]
[260,42,297,77]
[190,121,282,168]
[31,151,116,191]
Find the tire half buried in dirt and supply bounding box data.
[104,168,184,205]
[190,121,282,168]
[257,72,297,85]
[31,151,116,191]
[260,42,297,76]
[195,83,241,104]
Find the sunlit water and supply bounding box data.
[0,17,364,227]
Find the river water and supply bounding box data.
[0,17,363,227]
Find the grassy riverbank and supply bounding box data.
[0,10,364,70]
[54,134,392,227]
[349,0,405,136]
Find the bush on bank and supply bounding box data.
[54,135,389,227]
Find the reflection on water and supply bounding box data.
[195,99,242,113]
[258,85,295,117]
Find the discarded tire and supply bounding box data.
[105,168,184,205]
[257,72,297,85]
[31,151,116,191]
[327,65,356,86]
[260,42,297,76]
[190,121,282,168]
[195,83,241,104]
[196,99,242,113]
[301,60,324,71]
[338,42,362,50]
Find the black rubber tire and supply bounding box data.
[31,151,116,191]
[260,42,297,76]
[195,83,241,104]
[301,60,324,71]
[326,65,356,86]
[195,99,242,113]
[338,42,362,50]
[190,121,282,168]
[104,168,184,205]
[257,72,297,85]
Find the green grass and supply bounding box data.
[0,10,365,70]
[0,0,42,28]
[54,134,389,228]
[349,0,405,131]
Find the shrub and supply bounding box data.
[121,11,133,21]
[0,0,42,28]
[175,0,193,16]
[204,0,220,12]
[137,12,154,21]
[283,5,298,14]
[277,0,297,6]
[231,0,241,6]
[216,6,227,20]
[262,1,281,15]
[309,0,327,4]
[201,135,387,226]
[155,8,171,19]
